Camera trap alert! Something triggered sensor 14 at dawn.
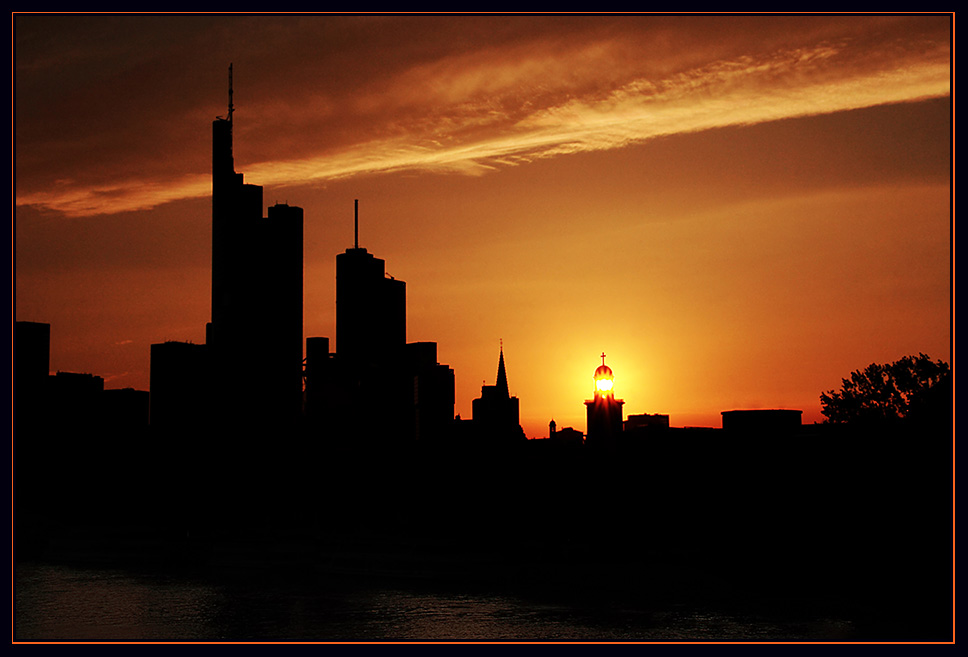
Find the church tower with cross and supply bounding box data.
[585,353,625,449]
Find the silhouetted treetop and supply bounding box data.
[820,353,950,426]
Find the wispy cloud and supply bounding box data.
[16,34,949,218]
[17,175,212,219]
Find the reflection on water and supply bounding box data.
[15,563,226,642]
[15,562,855,642]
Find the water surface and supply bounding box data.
[15,562,858,642]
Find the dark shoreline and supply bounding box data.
[15,422,954,643]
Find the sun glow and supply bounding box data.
[593,354,615,395]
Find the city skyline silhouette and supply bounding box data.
[13,13,952,643]
[14,14,951,438]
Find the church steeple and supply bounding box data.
[472,339,523,442]
[495,340,509,398]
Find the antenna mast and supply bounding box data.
[228,63,234,124]
[354,199,359,249]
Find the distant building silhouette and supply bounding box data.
[472,344,525,442]
[303,336,336,426]
[625,412,670,437]
[149,341,211,429]
[16,321,149,438]
[721,409,802,436]
[102,388,149,431]
[585,353,624,449]
[49,371,104,426]
[14,327,152,545]
[405,342,456,443]
[549,419,584,446]
[14,321,50,432]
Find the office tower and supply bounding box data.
[335,200,406,366]
[406,342,456,443]
[207,66,304,425]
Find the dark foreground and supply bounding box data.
[14,423,954,642]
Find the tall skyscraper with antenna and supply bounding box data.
[335,200,406,366]
[208,65,304,425]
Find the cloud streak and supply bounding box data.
[16,29,950,218]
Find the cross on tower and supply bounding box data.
[601,352,606,366]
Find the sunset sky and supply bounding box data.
[14,13,952,437]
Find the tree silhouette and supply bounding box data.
[820,353,950,425]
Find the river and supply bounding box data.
[15,561,864,642]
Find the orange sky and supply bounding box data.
[14,13,952,437]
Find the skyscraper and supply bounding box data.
[207,65,304,425]
[326,200,409,441]
[309,200,456,445]
[335,200,405,366]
